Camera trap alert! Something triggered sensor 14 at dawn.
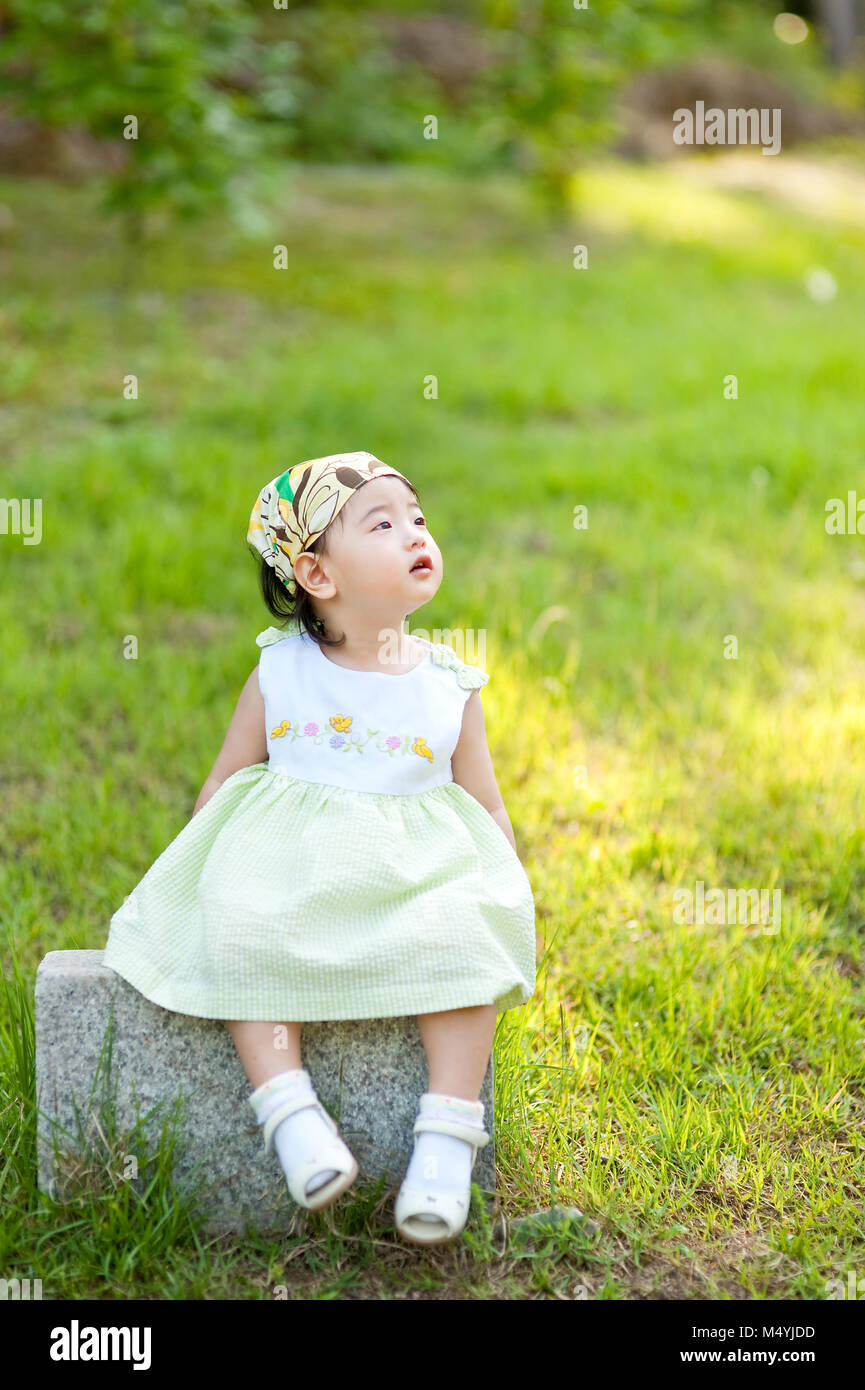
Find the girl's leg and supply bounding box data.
[415,1003,498,1101]
[225,1019,303,1088]
[400,1006,497,1234]
[226,1019,350,1203]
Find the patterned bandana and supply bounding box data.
[246,451,413,595]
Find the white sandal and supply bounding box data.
[395,1112,490,1245]
[262,1091,359,1212]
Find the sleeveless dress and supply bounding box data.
[102,622,538,1022]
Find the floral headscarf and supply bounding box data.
[246,451,413,595]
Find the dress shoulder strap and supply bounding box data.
[428,642,490,691]
[255,621,301,649]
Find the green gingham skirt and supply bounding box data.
[102,762,538,1022]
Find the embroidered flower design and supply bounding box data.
[267,713,435,760]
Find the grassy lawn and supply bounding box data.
[1,152,863,1299]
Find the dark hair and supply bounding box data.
[254,477,421,650]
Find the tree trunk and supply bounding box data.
[814,0,860,67]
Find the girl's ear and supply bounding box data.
[294,550,336,599]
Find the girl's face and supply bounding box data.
[320,475,442,610]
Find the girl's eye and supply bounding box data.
[373,515,426,530]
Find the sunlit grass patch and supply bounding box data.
[1,154,863,1298]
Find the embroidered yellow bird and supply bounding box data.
[412,736,433,763]
[270,719,291,738]
[329,714,353,733]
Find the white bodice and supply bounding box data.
[255,624,489,795]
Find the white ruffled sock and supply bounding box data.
[248,1069,339,1198]
[403,1093,486,1224]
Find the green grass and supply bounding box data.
[1,153,864,1299]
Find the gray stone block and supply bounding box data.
[34,950,496,1235]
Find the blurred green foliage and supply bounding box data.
[0,0,851,229]
[1,0,272,235]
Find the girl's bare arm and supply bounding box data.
[450,690,517,852]
[193,667,268,815]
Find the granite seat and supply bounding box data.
[34,950,496,1234]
